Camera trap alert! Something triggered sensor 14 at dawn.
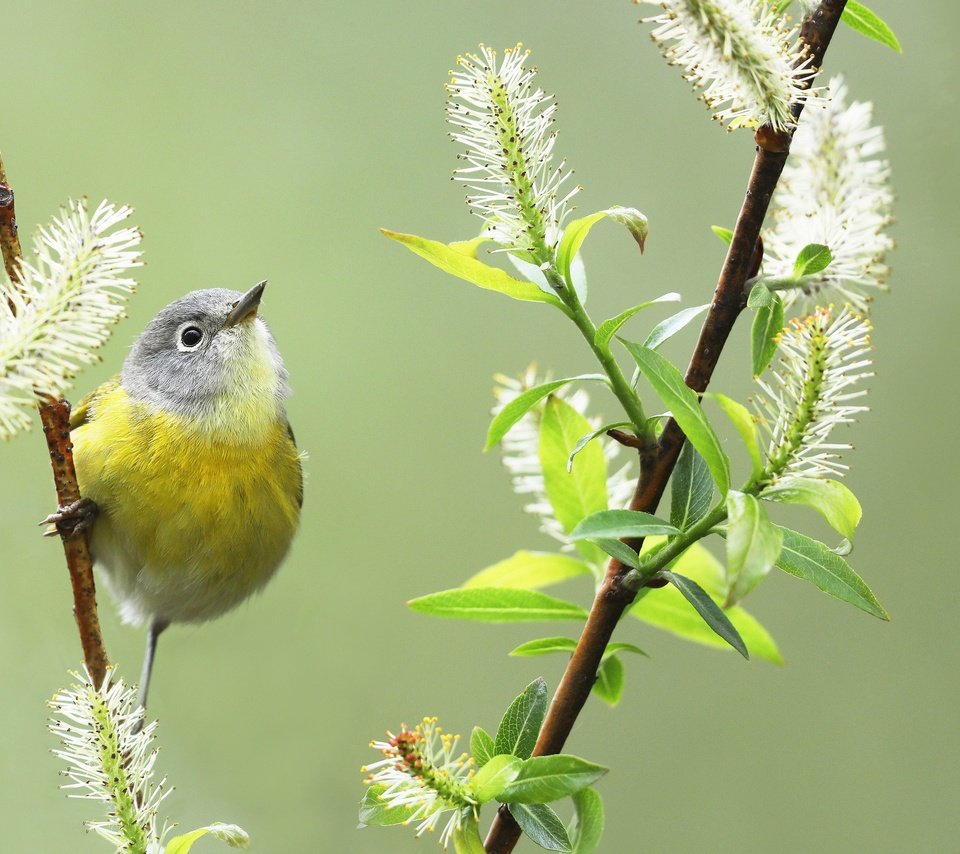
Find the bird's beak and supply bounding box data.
[224,281,266,327]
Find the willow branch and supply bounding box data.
[484,3,847,850]
[0,154,110,688]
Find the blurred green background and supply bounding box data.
[1,2,955,852]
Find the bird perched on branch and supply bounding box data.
[49,282,302,713]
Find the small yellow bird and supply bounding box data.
[62,281,301,711]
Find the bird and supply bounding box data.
[53,281,302,714]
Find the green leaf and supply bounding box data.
[569,789,605,854]
[751,291,784,377]
[512,802,572,852]
[592,655,625,706]
[761,478,862,541]
[793,243,832,277]
[540,396,610,566]
[510,637,578,657]
[499,755,608,804]
[594,292,679,348]
[557,207,648,288]
[448,234,493,258]
[670,442,714,532]
[841,1,902,52]
[486,375,607,451]
[408,588,588,622]
[570,509,678,540]
[471,726,496,768]
[381,229,566,309]
[640,303,710,350]
[707,393,763,478]
[358,785,418,827]
[747,282,773,309]
[630,540,782,663]
[473,754,523,803]
[590,538,641,568]
[621,342,730,493]
[164,824,249,853]
[775,527,889,619]
[711,225,734,245]
[567,422,635,472]
[495,678,548,759]
[661,570,749,659]
[453,815,487,854]
[725,491,783,606]
[463,551,592,590]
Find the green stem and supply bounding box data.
[559,285,650,439]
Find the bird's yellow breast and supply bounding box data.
[72,381,302,626]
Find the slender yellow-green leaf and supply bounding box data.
[540,396,610,567]
[594,292,679,348]
[640,304,710,350]
[751,291,784,377]
[486,375,606,451]
[570,509,678,540]
[622,342,730,493]
[725,491,783,606]
[670,442,714,531]
[762,478,862,541]
[569,789,605,854]
[707,393,763,479]
[164,824,249,853]
[408,588,588,622]
[471,726,495,768]
[453,815,487,854]
[567,421,634,472]
[557,207,648,288]
[841,1,902,52]
[463,551,591,590]
[381,229,566,309]
[592,655,625,706]
[472,754,523,803]
[776,526,889,619]
[711,225,734,245]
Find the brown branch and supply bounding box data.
[0,153,110,688]
[0,155,23,289]
[483,3,847,850]
[39,399,110,688]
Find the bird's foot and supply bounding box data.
[40,497,99,538]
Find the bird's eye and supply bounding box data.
[178,325,204,350]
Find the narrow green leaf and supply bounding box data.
[841,1,902,52]
[747,281,773,309]
[592,655,625,706]
[711,225,734,245]
[569,789,605,854]
[358,785,418,827]
[570,509,678,540]
[499,755,608,804]
[762,478,862,541]
[471,726,496,768]
[540,396,610,567]
[793,243,832,277]
[670,442,714,531]
[448,235,492,258]
[640,304,710,350]
[751,291,784,377]
[603,642,649,660]
[486,375,606,451]
[661,570,749,659]
[164,825,249,853]
[512,803,572,852]
[567,422,634,472]
[408,588,588,622]
[557,206,648,287]
[621,342,731,493]
[473,754,523,803]
[463,551,592,590]
[495,678,548,759]
[381,229,566,309]
[453,815,487,854]
[725,491,783,606]
[510,637,578,657]
[775,526,889,619]
[707,393,763,478]
[590,537,641,568]
[630,540,782,663]
[594,292,680,348]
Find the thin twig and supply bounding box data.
[0,153,110,688]
[483,3,847,850]
[38,399,110,688]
